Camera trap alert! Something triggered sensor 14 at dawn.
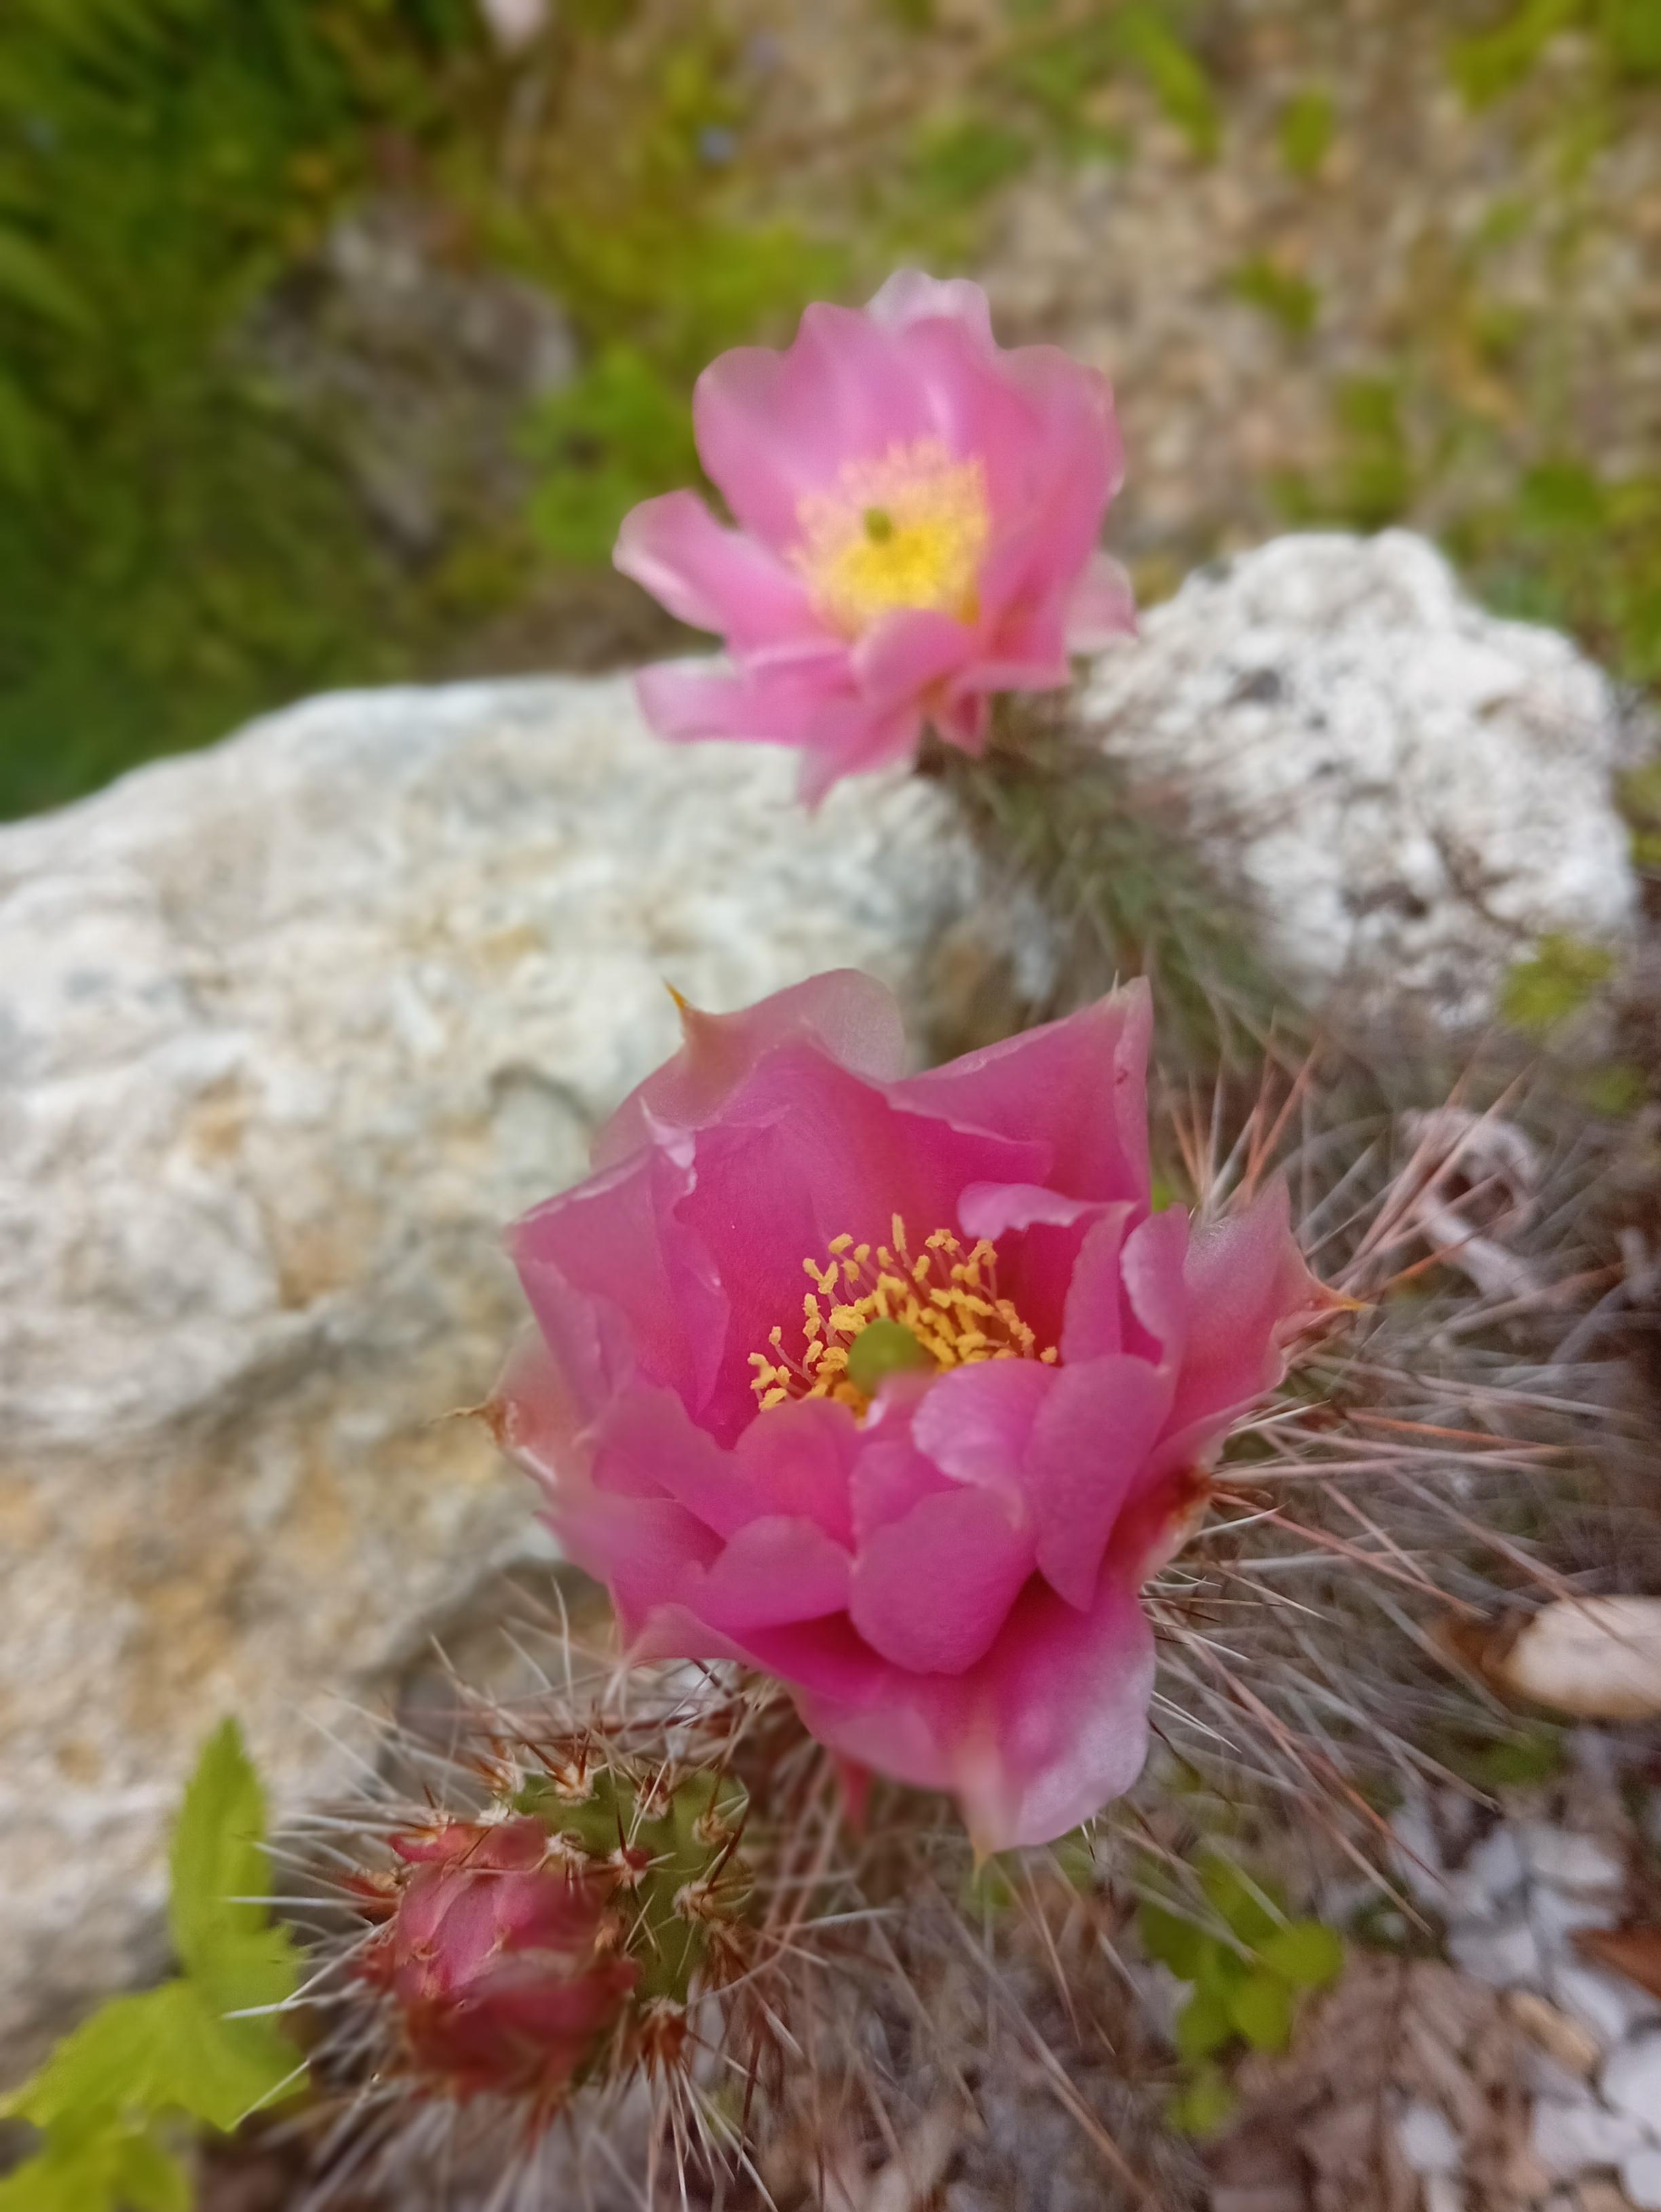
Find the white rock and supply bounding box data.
[1530,1886,1624,1951]
[0,674,1044,2070]
[1083,532,1639,1030]
[1551,1962,1661,2051]
[1398,2099,1463,2175]
[1532,2097,1649,2176]
[1604,2031,1661,2127]
[1445,1824,1528,1922]
[1519,1827,1626,1896]
[1423,2175,1464,2212]
[1624,2147,1661,2210]
[1449,1914,1543,1990]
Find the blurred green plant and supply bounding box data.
[1139,1855,1344,2136]
[1277,85,1335,179]
[0,1720,303,2211]
[1229,252,1319,339]
[1450,0,1661,106]
[0,0,482,817]
[1499,931,1616,1038]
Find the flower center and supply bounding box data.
[792,438,991,638]
[749,1216,1057,1418]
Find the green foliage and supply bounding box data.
[0,0,482,819]
[1115,5,1221,159]
[0,1721,304,2212]
[1139,1855,1344,2135]
[1276,375,1415,532]
[909,114,1034,209]
[525,346,702,566]
[1500,933,1616,1037]
[1229,254,1319,338]
[1449,0,1661,104]
[1278,87,1335,179]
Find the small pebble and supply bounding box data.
[1520,1827,1625,1897]
[1450,1914,1542,1989]
[1624,2148,1661,2211]
[1398,2099,1462,2176]
[1603,2030,1661,2128]
[1510,1990,1603,2079]
[1424,2175,1464,2212]
[1551,1960,1661,2049]
[1533,2097,1649,2176]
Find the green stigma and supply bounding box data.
[844,1317,933,1397]
[862,505,895,543]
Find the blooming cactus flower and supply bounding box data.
[493,973,1332,1850]
[363,1817,636,2100]
[615,273,1134,800]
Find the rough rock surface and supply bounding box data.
[0,676,1042,2074]
[1082,531,1641,1030]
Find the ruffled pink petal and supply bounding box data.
[733,1395,863,1549]
[799,1574,1155,1851]
[613,490,821,648]
[793,699,925,804]
[1118,1206,1193,1366]
[852,607,976,712]
[849,1432,955,1543]
[691,1515,853,1633]
[895,982,1152,1207]
[1063,549,1138,651]
[1164,1180,1322,1441]
[957,1181,1099,1241]
[911,1357,1052,1494]
[849,1485,1034,1675]
[1056,1208,1137,1363]
[1026,1354,1172,1608]
[554,1491,721,1640]
[693,305,934,551]
[866,269,996,345]
[588,1384,761,1536]
[593,969,907,1170]
[634,648,848,747]
[512,1142,727,1420]
[489,1325,585,1494]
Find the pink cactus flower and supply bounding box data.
[614,273,1134,800]
[364,1817,636,2100]
[493,974,1332,1851]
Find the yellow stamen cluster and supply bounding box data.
[749,1216,1058,1416]
[793,438,991,638]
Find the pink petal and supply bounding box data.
[691,1515,853,1633]
[1165,1180,1320,1441]
[852,607,976,711]
[1027,1354,1172,1608]
[555,1491,721,1641]
[634,648,848,746]
[489,1325,584,1493]
[931,688,990,754]
[593,969,907,1170]
[1119,1207,1192,1364]
[957,1180,1099,1242]
[693,305,934,551]
[936,1575,1156,1849]
[911,1357,1052,1494]
[896,982,1153,1207]
[849,1431,955,1544]
[793,698,925,803]
[512,1142,727,1420]
[849,1485,1034,1675]
[866,269,996,344]
[1063,550,1137,651]
[799,1574,1155,1850]
[1056,1208,1137,1363]
[733,1395,863,1549]
[589,1384,761,1536]
[613,490,820,648]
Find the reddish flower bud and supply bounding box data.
[363,1816,636,2101]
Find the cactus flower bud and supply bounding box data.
[363,1815,636,2101]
